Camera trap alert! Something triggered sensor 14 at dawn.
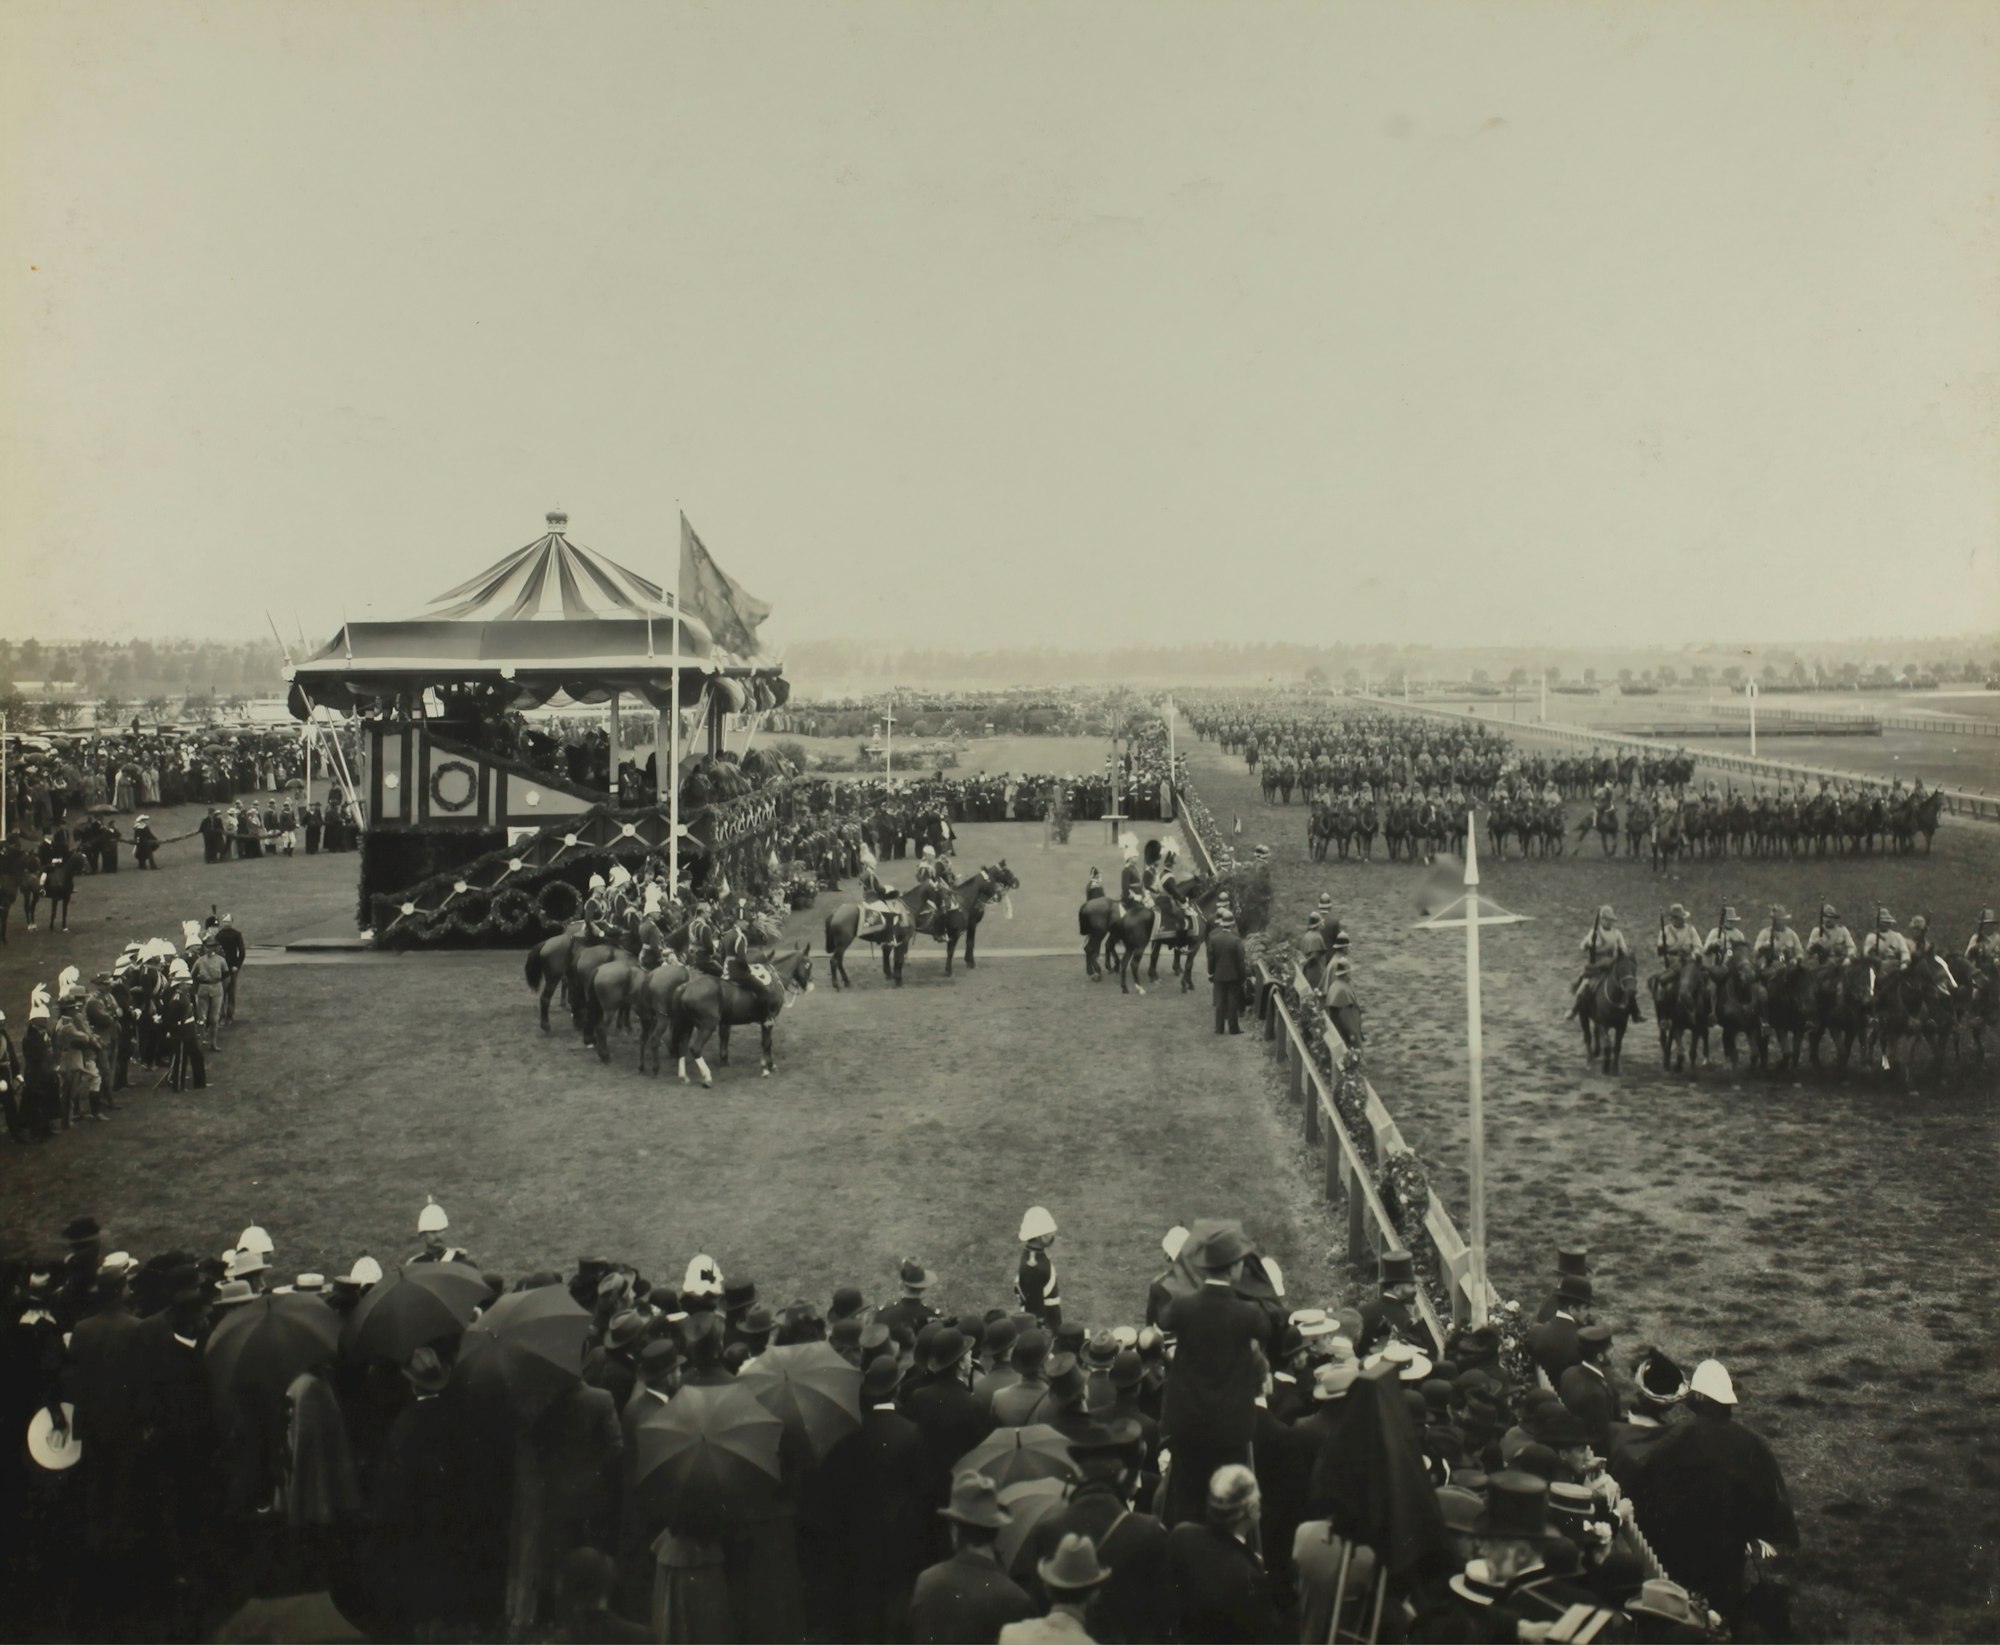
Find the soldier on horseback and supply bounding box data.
[717,913,754,988]
[1964,909,1999,971]
[1657,903,1701,965]
[1805,903,1857,968]
[1753,905,1804,969]
[1571,906,1643,1021]
[1862,908,1912,978]
[685,901,720,976]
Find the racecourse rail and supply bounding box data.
[1707,701,2000,738]
[1359,695,2000,823]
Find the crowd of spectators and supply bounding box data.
[0,1200,1794,1644]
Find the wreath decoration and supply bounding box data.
[490,887,537,935]
[429,759,478,814]
[537,880,583,923]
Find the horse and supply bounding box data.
[41,851,81,932]
[1648,957,1711,1075]
[913,863,1018,977]
[1649,808,1684,874]
[1891,792,1945,854]
[671,945,814,1086]
[1623,798,1652,862]
[1577,954,1641,1073]
[1576,802,1618,858]
[1081,895,1156,995]
[1709,962,1767,1075]
[1942,956,1996,1067]
[524,921,587,1032]
[1805,960,1875,1079]
[1872,953,1959,1089]
[1759,963,1817,1077]
[1146,876,1219,992]
[824,862,1017,987]
[635,956,693,1075]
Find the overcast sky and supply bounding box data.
[3,1,1995,652]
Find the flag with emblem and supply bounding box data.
[680,514,771,658]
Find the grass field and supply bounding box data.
[0,818,1343,1380]
[1187,723,2000,1643]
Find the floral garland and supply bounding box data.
[428,758,478,813]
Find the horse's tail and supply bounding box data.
[525,944,544,991]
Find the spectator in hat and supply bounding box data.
[828,1284,868,1328]
[1631,1359,1798,1630]
[1605,1349,1689,1492]
[879,1259,939,1339]
[1159,1226,1272,1527]
[1144,1225,1190,1329]
[1165,1463,1284,1643]
[1422,1469,1597,1638]
[1003,1531,1116,1643]
[1559,1324,1624,1450]
[1536,1245,1591,1324]
[1525,1274,1593,1381]
[1029,1351,1096,1446]
[1355,1247,1421,1356]
[721,1275,759,1344]
[584,1311,648,1412]
[973,1317,1022,1410]
[368,1346,486,1636]
[909,1472,1038,1644]
[906,1328,995,1509]
[991,1329,1053,1427]
[800,1353,930,1642]
[1207,905,1248,1034]
[1025,1420,1169,1639]
[1015,1206,1062,1332]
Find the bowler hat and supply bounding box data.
[1068,1417,1143,1456]
[1556,1274,1593,1304]
[1109,1348,1144,1390]
[1012,1327,1051,1368]
[1511,1442,1560,1482]
[1038,1533,1115,1592]
[983,1317,1019,1356]
[738,1304,776,1340]
[607,1311,647,1350]
[402,1347,450,1394]
[829,1285,865,1321]
[62,1217,101,1246]
[898,1259,932,1291]
[927,1328,971,1373]
[1437,1485,1484,1534]
[1472,1470,1549,1539]
[1044,1352,1086,1404]
[937,1471,1011,1530]
[861,1355,904,1401]
[1529,1405,1589,1448]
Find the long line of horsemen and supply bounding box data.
[1189,705,1948,861]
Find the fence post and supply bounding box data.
[1286,1029,1303,1108]
[1323,1115,1340,1203]
[1304,1067,1321,1144]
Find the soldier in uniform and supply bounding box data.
[717,913,755,988]
[1753,905,1805,971]
[1805,903,1858,968]
[1905,914,1936,965]
[1862,909,1912,977]
[1656,904,1701,967]
[1083,866,1105,904]
[1702,905,1750,962]
[1570,906,1641,1020]
[1015,1206,1062,1333]
[410,1197,473,1266]
[684,902,720,975]
[1964,909,1999,971]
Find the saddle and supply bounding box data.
[859,898,907,939]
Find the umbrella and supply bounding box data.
[1310,1364,1454,1582]
[210,1591,368,1643]
[996,1477,1069,1576]
[284,776,306,791]
[207,1294,341,1414]
[453,1285,590,1421]
[634,1383,783,1539]
[736,1342,861,1464]
[954,1423,1079,1490]
[340,1262,488,1363]
[86,803,119,816]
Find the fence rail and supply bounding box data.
[1245,957,1499,1356]
[1358,695,2000,823]
[1708,701,2000,738]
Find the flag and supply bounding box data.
[680,514,771,657]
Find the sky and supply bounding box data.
[3,0,1996,653]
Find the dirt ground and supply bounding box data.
[1184,722,2000,1643]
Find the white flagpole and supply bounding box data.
[1463,811,1488,1322]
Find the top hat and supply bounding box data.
[1038,1533,1115,1593]
[938,1472,1011,1530]
[1379,1248,1417,1287]
[1471,1470,1549,1540]
[1554,1246,1589,1278]
[722,1277,758,1312]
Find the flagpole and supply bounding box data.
[1463,810,1489,1321]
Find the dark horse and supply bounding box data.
[1578,954,1641,1073]
[41,850,82,932]
[670,946,815,1085]
[1082,895,1155,995]
[1648,956,1711,1075]
[1805,960,1875,1079]
[1146,876,1220,992]
[823,863,1019,987]
[1576,801,1619,858]
[525,921,588,1032]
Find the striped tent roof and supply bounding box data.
[420,512,701,632]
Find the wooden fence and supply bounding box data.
[1246,956,1499,1357]
[1709,700,2000,738]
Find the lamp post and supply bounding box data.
[1414,817,1530,1324]
[883,697,895,780]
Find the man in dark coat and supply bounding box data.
[126,1266,224,1633]
[1604,1348,1689,1495]
[368,1347,487,1636]
[1354,1248,1422,1356]
[1556,1324,1624,1451]
[533,1375,623,1591]
[1535,1246,1591,1323]
[878,1259,940,1340]
[1524,1275,1592,1382]
[909,1472,1038,1644]
[801,1354,933,1642]
[1631,1359,1797,1629]
[906,1327,996,1510]
[1207,909,1248,1033]
[66,1262,146,1567]
[1159,1228,1271,1528]
[1165,1463,1284,1642]
[1023,1422,1173,1644]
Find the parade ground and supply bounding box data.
[1178,724,2000,1643]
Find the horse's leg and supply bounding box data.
[963,917,976,969]
[717,1019,730,1066]
[760,1019,775,1077]
[942,929,956,980]
[592,996,611,1063]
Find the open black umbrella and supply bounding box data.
[207,1294,341,1414]
[340,1262,488,1363]
[453,1285,590,1420]
[736,1342,861,1464]
[634,1383,783,1539]
[955,1424,1079,1490]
